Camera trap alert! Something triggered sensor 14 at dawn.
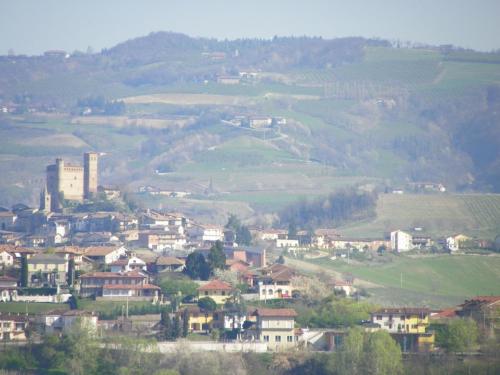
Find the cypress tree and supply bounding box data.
[21,255,28,287]
[182,308,189,337]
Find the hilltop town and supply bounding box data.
[0,151,498,373]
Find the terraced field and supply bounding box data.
[338,193,500,239]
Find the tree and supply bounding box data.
[182,308,189,337]
[20,255,28,287]
[68,258,75,286]
[159,310,174,341]
[225,214,252,245]
[184,252,210,280]
[336,327,364,375]
[288,220,297,239]
[173,315,181,339]
[276,255,285,264]
[207,241,226,272]
[362,331,403,375]
[443,318,478,352]
[198,297,217,313]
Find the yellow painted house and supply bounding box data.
[197,279,233,305]
[371,308,434,351]
[181,305,214,332]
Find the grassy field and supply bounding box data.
[299,254,500,308]
[77,299,154,314]
[0,302,69,314]
[337,193,500,239]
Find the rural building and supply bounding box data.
[249,308,299,351]
[79,271,159,301]
[390,230,413,252]
[371,307,435,352]
[257,264,296,301]
[0,276,18,302]
[84,245,127,264]
[0,250,14,268]
[0,313,28,341]
[445,233,471,252]
[197,279,233,305]
[155,256,185,272]
[109,255,147,273]
[37,310,98,334]
[216,75,240,85]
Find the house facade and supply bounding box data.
[250,308,299,351]
[197,279,233,305]
[79,271,159,302]
[390,230,413,252]
[0,313,28,341]
[84,245,127,264]
[27,254,67,287]
[0,250,14,268]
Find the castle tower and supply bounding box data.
[39,185,52,213]
[84,152,98,199]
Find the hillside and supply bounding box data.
[0,32,500,229]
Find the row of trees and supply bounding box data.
[280,189,377,230]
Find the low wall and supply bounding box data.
[13,294,71,303]
[156,340,268,353]
[96,296,155,302]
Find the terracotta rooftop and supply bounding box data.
[156,256,185,266]
[432,308,458,319]
[80,271,145,279]
[84,246,122,257]
[103,284,160,290]
[197,279,232,291]
[373,308,431,315]
[253,308,297,318]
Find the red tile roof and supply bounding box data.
[103,284,160,290]
[432,308,458,319]
[156,256,185,266]
[84,246,121,257]
[80,271,145,279]
[373,308,431,315]
[253,308,297,318]
[197,279,232,291]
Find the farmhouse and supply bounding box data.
[390,230,413,252]
[84,245,127,264]
[197,279,233,305]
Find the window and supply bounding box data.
[205,291,209,296]
[275,336,281,342]
[263,335,269,342]
[287,336,293,342]
[388,324,392,329]
[376,315,382,320]
[400,315,405,320]
[222,291,225,296]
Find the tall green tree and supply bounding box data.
[207,240,226,272]
[68,258,75,286]
[198,297,217,313]
[362,331,403,375]
[173,315,181,339]
[184,252,210,280]
[336,327,364,375]
[20,255,28,287]
[182,308,189,337]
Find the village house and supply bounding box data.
[154,256,185,273]
[72,231,119,246]
[248,308,300,351]
[457,296,500,336]
[331,279,356,296]
[0,211,16,231]
[79,270,159,302]
[109,255,147,273]
[138,230,186,251]
[0,313,28,341]
[371,307,435,352]
[54,246,88,271]
[140,210,189,232]
[260,229,288,241]
[84,245,127,264]
[0,250,14,268]
[445,233,471,252]
[226,259,250,273]
[37,309,98,334]
[330,238,390,252]
[197,279,233,305]
[257,264,297,301]
[276,238,299,248]
[180,305,214,333]
[0,276,18,302]
[187,223,224,244]
[390,230,413,252]
[27,254,67,287]
[247,116,273,129]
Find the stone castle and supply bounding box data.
[40,152,99,212]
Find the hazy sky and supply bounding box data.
[2,0,500,55]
